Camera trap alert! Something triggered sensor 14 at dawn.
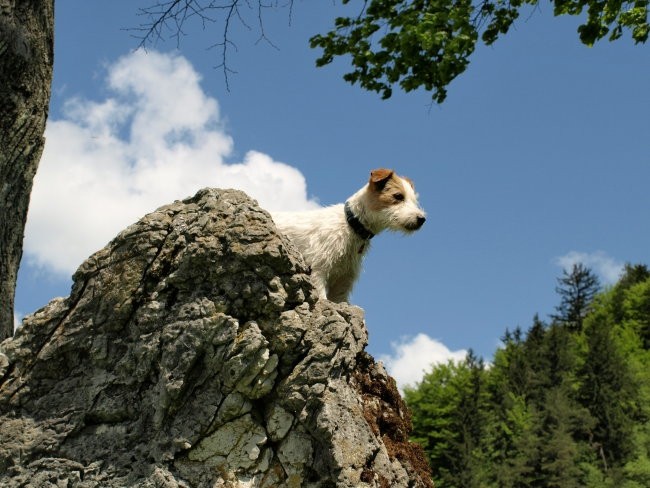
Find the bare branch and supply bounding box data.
[207,0,243,91]
[130,0,293,90]
[255,1,280,49]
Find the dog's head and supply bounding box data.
[364,168,426,233]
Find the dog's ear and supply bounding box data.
[369,168,394,191]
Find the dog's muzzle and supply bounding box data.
[405,215,426,231]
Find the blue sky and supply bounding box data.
[15,1,650,388]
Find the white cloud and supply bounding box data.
[379,333,467,391]
[24,50,319,276]
[554,251,624,285]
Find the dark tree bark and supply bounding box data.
[0,0,54,340]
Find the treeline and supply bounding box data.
[404,264,650,487]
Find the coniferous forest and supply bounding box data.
[404,264,650,487]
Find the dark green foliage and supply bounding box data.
[612,264,650,332]
[554,0,650,44]
[538,386,592,488]
[618,263,650,289]
[310,0,648,102]
[310,0,479,103]
[578,304,638,469]
[483,332,544,487]
[625,278,650,349]
[406,264,650,486]
[552,263,601,331]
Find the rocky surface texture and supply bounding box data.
[0,188,432,487]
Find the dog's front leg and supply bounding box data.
[310,271,329,301]
[325,273,357,304]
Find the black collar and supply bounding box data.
[344,201,374,240]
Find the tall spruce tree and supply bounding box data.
[523,316,551,406]
[552,263,600,331]
[483,329,543,487]
[539,387,590,488]
[578,308,637,473]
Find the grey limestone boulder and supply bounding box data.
[0,188,432,487]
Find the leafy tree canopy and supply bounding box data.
[310,0,649,102]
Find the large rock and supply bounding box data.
[0,188,432,487]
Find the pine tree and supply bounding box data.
[484,332,543,487]
[543,324,578,387]
[617,264,650,290]
[552,263,600,331]
[578,309,637,471]
[455,351,487,488]
[486,391,543,487]
[539,387,587,488]
[611,263,650,324]
[523,316,551,407]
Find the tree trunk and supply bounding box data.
[0,0,54,340]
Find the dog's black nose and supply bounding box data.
[416,216,426,228]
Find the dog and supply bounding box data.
[271,168,426,303]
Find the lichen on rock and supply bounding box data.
[0,188,432,487]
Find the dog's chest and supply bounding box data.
[326,233,367,273]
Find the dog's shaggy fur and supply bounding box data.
[272,169,426,303]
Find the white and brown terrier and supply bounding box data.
[272,169,426,303]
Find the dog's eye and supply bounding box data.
[393,193,405,202]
